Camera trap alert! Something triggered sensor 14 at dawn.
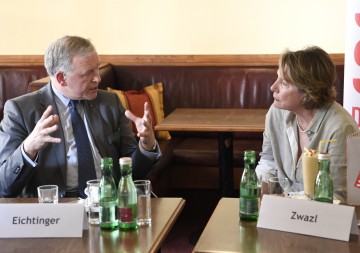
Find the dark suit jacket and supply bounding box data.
[0,83,160,197]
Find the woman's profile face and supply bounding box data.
[270,69,305,112]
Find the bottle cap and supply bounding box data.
[318,153,330,160]
[119,157,132,165]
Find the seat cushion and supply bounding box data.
[108,83,171,140]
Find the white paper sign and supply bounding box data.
[257,195,359,241]
[0,203,84,238]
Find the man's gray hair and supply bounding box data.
[44,35,96,77]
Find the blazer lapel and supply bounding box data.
[40,83,67,183]
[84,99,108,157]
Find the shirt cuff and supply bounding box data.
[139,140,161,156]
[21,143,38,167]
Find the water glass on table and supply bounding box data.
[86,179,100,225]
[37,185,59,204]
[134,180,152,226]
[257,174,268,201]
[268,177,290,197]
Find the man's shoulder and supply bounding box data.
[97,89,114,96]
[13,83,49,99]
[96,89,119,102]
[9,86,47,106]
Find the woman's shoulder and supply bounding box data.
[322,102,359,133]
[326,102,357,123]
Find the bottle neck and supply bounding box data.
[244,157,256,170]
[101,158,114,177]
[122,173,132,178]
[120,164,133,177]
[319,159,330,172]
[101,165,113,176]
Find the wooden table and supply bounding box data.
[0,197,185,253]
[193,198,360,253]
[155,108,267,196]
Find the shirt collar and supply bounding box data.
[51,83,71,107]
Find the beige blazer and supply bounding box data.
[256,102,359,201]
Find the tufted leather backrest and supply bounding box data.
[0,66,48,120]
[110,65,344,116]
[25,63,345,118]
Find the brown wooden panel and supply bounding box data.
[0,54,345,67]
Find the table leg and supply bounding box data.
[218,132,234,197]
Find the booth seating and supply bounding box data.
[1,56,345,196]
[0,66,47,120]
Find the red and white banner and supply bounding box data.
[344,0,360,127]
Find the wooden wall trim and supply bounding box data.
[0,54,345,67]
[0,55,44,67]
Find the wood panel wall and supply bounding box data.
[0,54,345,67]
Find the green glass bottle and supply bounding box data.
[99,157,118,230]
[314,153,333,203]
[239,150,259,221]
[118,157,138,230]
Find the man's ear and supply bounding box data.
[55,71,67,86]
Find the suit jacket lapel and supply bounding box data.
[40,83,67,183]
[84,99,107,157]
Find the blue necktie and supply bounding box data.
[70,100,97,198]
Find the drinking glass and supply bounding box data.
[37,185,58,204]
[268,177,289,197]
[257,173,266,201]
[134,180,152,226]
[86,179,100,225]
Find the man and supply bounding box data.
[0,35,161,198]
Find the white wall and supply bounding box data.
[0,0,345,55]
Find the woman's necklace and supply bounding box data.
[296,110,318,133]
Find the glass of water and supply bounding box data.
[85,179,100,225]
[134,180,152,226]
[37,185,58,204]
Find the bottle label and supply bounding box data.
[240,197,258,215]
[119,207,134,222]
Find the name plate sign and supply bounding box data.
[0,203,84,238]
[257,195,359,241]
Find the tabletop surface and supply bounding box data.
[0,197,185,253]
[193,198,360,253]
[155,108,267,132]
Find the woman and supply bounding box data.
[255,46,358,202]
